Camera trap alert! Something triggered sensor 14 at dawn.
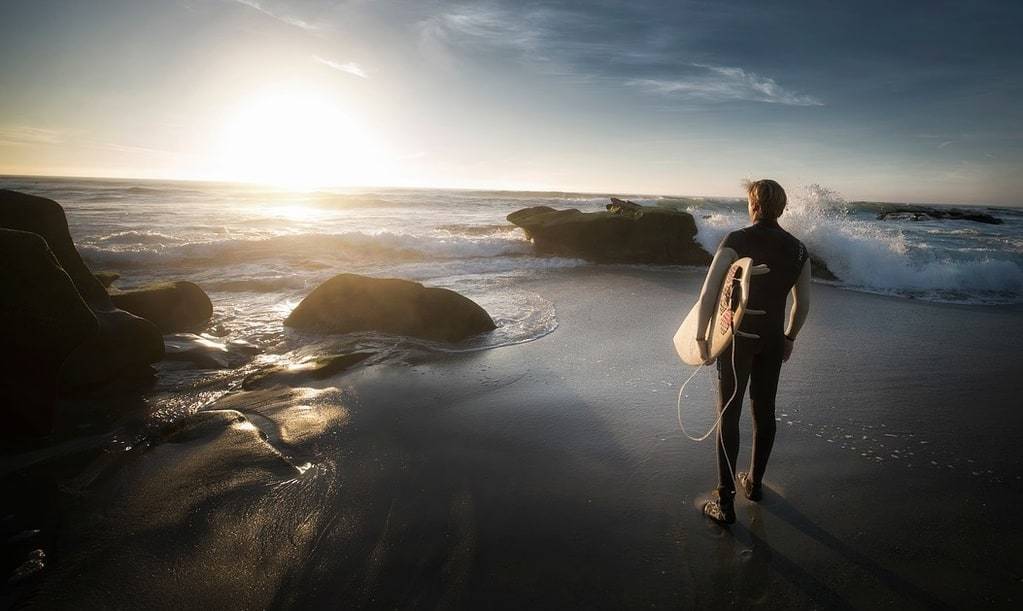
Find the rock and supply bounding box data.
[242,351,374,389]
[0,228,98,435]
[163,334,261,369]
[507,202,711,265]
[0,190,164,402]
[109,281,213,332]
[810,254,838,281]
[93,271,119,288]
[58,309,164,389]
[606,197,644,217]
[877,206,1002,225]
[0,189,109,307]
[284,274,496,343]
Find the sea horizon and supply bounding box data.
[3,173,1018,211]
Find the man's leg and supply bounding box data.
[715,339,754,499]
[748,336,783,489]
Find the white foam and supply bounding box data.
[690,184,1023,303]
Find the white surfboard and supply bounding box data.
[673,257,755,366]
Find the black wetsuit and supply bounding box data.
[716,219,808,498]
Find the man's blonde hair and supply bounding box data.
[745,179,787,221]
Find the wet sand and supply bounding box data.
[8,267,1023,609]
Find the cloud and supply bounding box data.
[0,126,65,146]
[415,3,821,106]
[630,65,823,106]
[416,4,561,72]
[229,0,317,31]
[313,55,369,78]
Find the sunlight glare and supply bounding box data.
[215,89,383,189]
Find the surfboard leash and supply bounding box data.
[676,325,740,484]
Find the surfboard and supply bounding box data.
[673,257,754,366]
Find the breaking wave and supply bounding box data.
[689,185,1023,303]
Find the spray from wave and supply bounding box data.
[691,184,1023,304]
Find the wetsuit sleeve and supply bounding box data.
[695,241,738,340]
[785,258,811,339]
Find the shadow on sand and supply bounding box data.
[713,485,951,610]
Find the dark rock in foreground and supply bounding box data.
[0,190,164,434]
[0,228,98,435]
[877,206,1002,225]
[507,200,711,265]
[0,189,110,307]
[110,281,213,333]
[285,274,496,343]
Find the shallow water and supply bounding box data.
[3,175,1022,427]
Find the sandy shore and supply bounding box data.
[7,267,1023,609]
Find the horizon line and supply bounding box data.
[0,172,1014,209]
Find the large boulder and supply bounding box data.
[284,274,496,343]
[0,190,164,405]
[507,202,711,265]
[0,189,110,307]
[0,228,98,435]
[110,281,213,333]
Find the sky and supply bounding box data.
[1,0,1021,205]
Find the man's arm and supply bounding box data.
[783,259,811,361]
[695,246,738,362]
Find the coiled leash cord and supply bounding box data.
[676,324,740,484]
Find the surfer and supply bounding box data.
[697,179,811,525]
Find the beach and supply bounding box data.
[4,259,1021,609]
[3,1,1022,606]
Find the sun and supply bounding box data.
[215,88,382,189]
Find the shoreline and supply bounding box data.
[4,266,1021,608]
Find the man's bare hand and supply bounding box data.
[782,338,794,362]
[697,338,715,365]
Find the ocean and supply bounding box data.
[3,175,1022,356]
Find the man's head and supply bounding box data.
[745,179,787,221]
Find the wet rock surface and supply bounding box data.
[163,334,261,370]
[242,351,375,389]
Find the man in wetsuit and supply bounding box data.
[695,179,811,525]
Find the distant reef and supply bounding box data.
[507,197,838,280]
[507,198,711,265]
[876,205,1002,225]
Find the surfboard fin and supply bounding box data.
[734,330,760,339]
[745,308,766,315]
[750,264,770,275]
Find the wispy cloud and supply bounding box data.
[313,55,369,78]
[630,65,822,106]
[416,3,821,106]
[229,0,317,31]
[0,126,65,146]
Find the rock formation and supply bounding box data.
[507,200,711,265]
[284,274,496,343]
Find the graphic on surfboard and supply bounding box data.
[673,257,756,365]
